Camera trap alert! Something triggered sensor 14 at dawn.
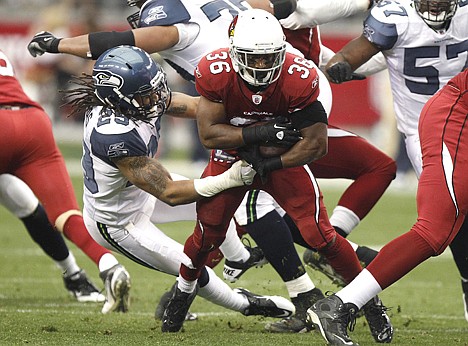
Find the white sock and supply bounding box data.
[219,220,250,262]
[98,253,119,273]
[198,267,248,311]
[329,206,360,235]
[177,276,197,294]
[336,269,382,309]
[57,252,81,277]
[285,273,315,298]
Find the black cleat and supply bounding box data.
[161,284,198,332]
[265,287,325,333]
[235,288,295,318]
[155,282,198,322]
[362,295,393,343]
[307,295,359,346]
[63,270,105,303]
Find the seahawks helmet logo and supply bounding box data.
[93,71,124,89]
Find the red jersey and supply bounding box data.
[284,27,321,65]
[0,51,42,108]
[195,48,320,127]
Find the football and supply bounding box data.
[259,145,289,158]
[246,120,292,158]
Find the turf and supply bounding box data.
[0,171,466,345]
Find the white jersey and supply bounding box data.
[138,0,252,81]
[364,0,468,138]
[82,107,161,227]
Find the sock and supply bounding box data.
[219,220,249,262]
[58,252,81,277]
[177,276,197,294]
[336,269,382,309]
[98,253,119,273]
[246,210,306,281]
[329,206,360,235]
[22,204,69,261]
[284,273,315,298]
[198,267,248,312]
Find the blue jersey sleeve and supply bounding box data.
[90,128,149,166]
[139,0,191,27]
[363,14,398,50]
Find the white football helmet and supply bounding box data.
[413,0,458,30]
[228,9,287,87]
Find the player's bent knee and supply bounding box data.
[55,210,83,232]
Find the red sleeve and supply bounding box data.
[195,48,232,102]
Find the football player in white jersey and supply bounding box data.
[66,45,296,324]
[27,0,396,336]
[322,0,468,331]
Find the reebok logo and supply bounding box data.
[276,131,284,140]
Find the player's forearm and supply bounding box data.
[166,93,199,119]
[280,0,371,29]
[199,124,244,150]
[57,35,91,58]
[326,36,379,72]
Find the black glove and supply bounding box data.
[242,116,301,147]
[238,145,283,184]
[28,31,62,57]
[326,61,366,84]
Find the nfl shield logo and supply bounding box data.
[252,95,262,105]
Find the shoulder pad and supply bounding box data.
[139,0,191,27]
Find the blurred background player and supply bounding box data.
[0,49,129,314]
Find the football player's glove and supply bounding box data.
[238,145,283,184]
[28,31,61,57]
[326,61,366,84]
[242,116,301,147]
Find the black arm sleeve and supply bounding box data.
[290,101,328,130]
[271,0,297,19]
[88,31,136,60]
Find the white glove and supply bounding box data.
[193,160,256,197]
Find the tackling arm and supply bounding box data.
[113,156,255,205]
[166,92,199,119]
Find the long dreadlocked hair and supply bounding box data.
[61,73,104,119]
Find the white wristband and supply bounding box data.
[193,161,255,197]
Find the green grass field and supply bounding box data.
[0,167,467,345]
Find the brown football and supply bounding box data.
[259,145,289,158]
[246,120,291,158]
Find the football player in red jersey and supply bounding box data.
[0,50,130,314]
[309,67,468,346]
[161,10,391,337]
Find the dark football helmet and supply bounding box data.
[413,0,458,30]
[93,45,170,121]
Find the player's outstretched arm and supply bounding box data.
[166,92,199,120]
[324,35,381,84]
[28,26,179,60]
[113,156,255,206]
